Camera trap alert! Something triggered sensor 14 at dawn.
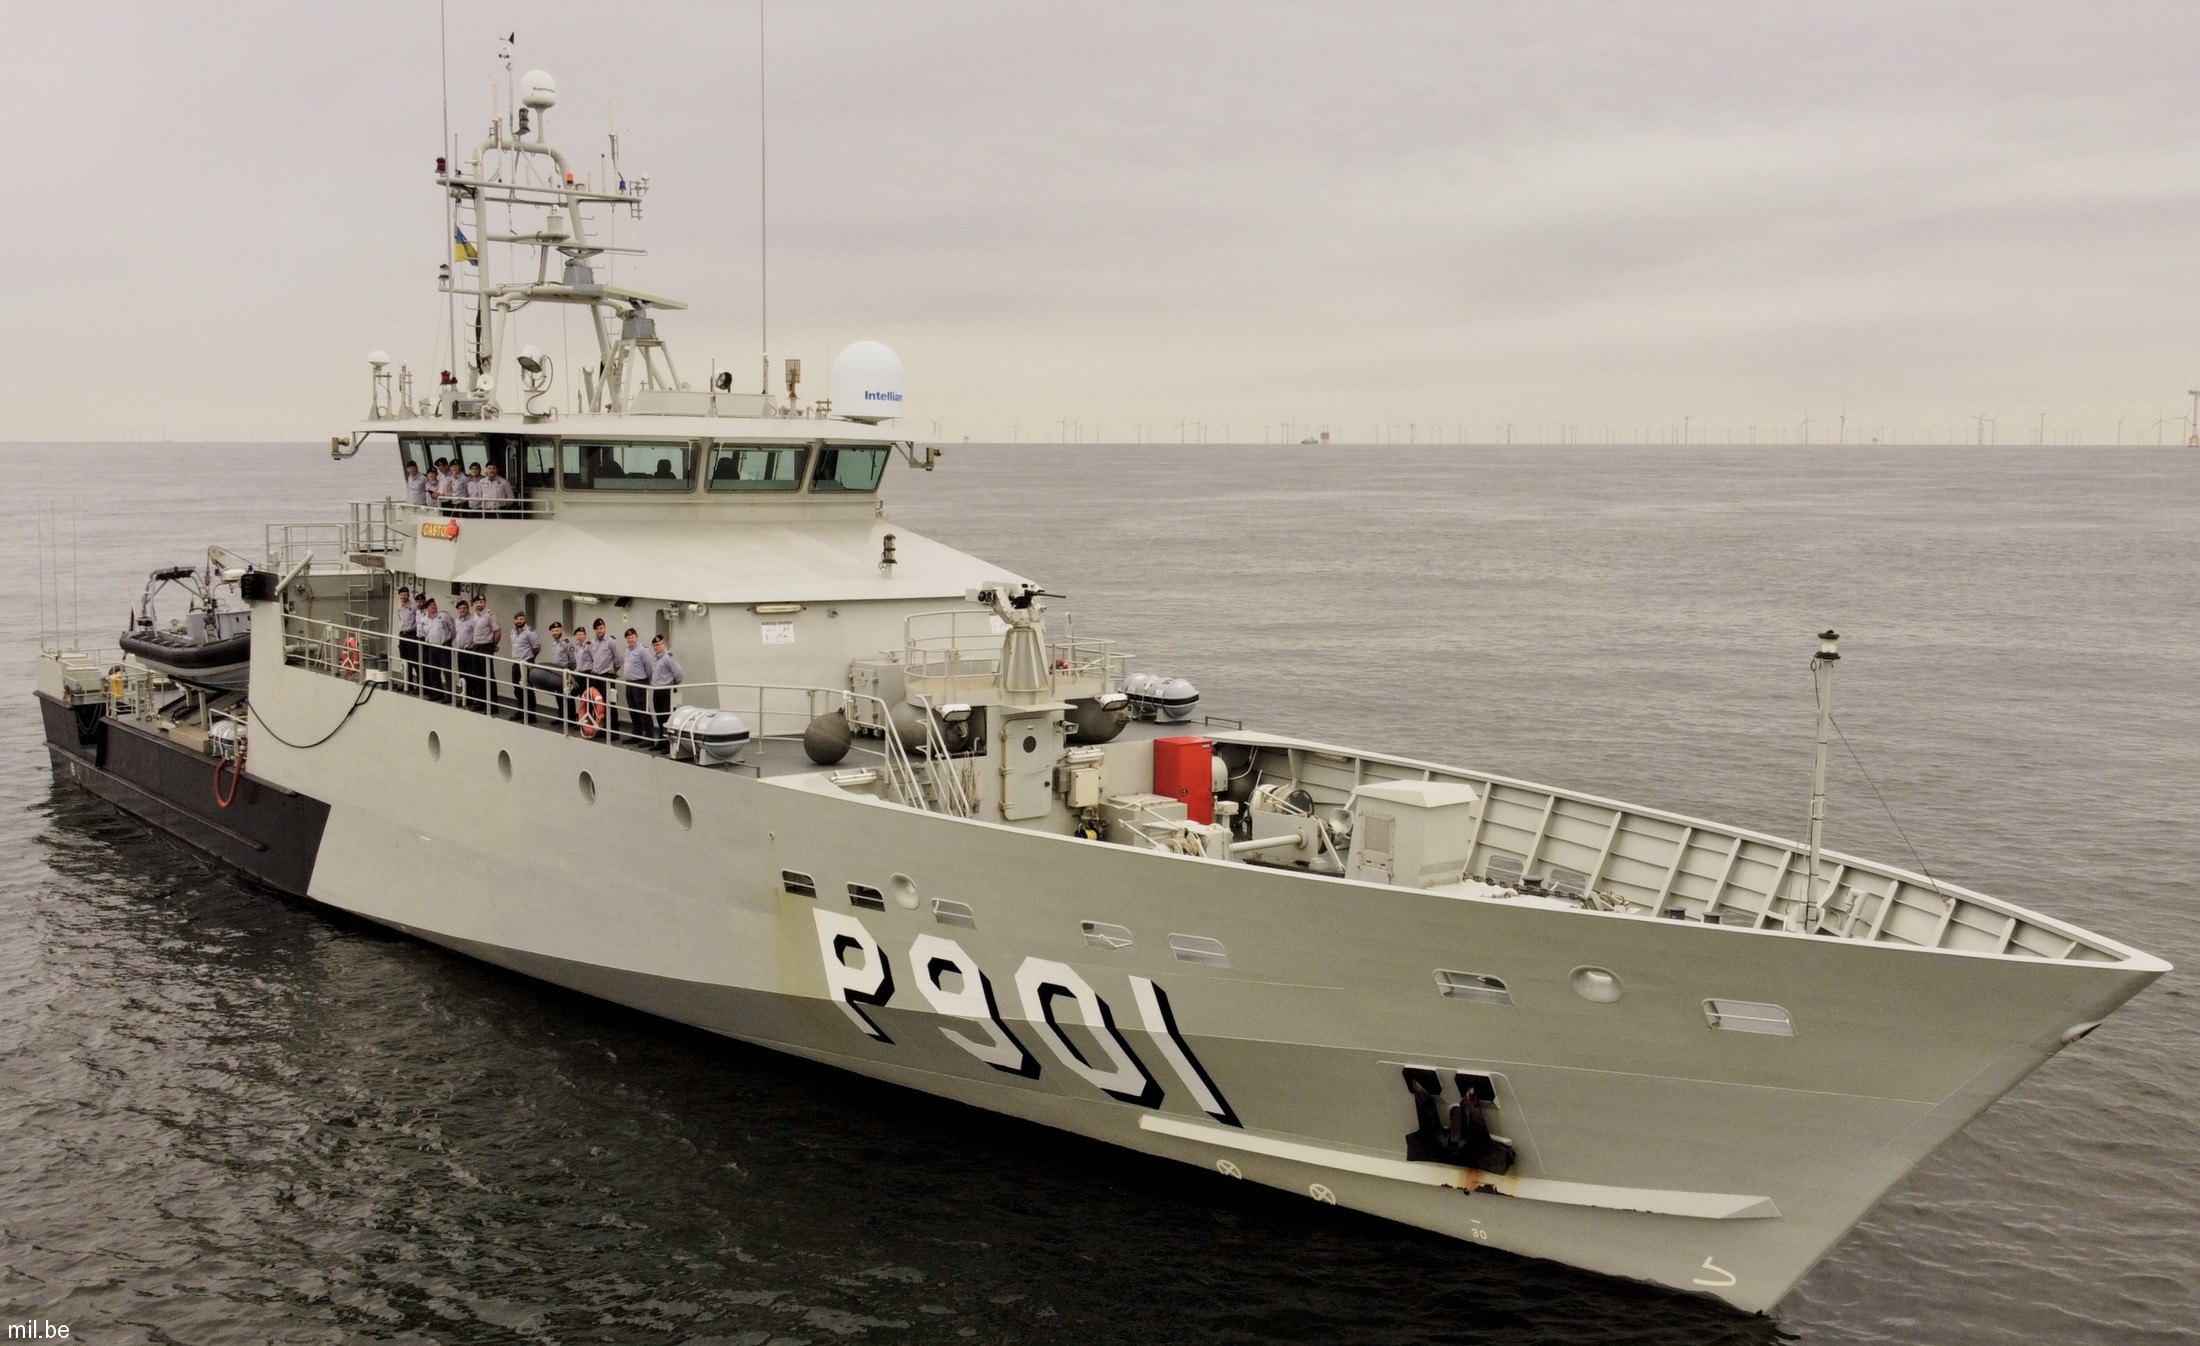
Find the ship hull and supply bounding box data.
[37,656,2153,1315]
[39,692,329,894]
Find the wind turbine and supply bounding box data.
[2189,390,2200,446]
[1797,411,1815,445]
[2036,411,2048,445]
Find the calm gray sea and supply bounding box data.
[1,442,2192,1345]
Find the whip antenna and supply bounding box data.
[758,0,770,399]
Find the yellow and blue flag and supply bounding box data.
[453,228,478,265]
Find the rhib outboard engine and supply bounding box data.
[1123,673,1199,723]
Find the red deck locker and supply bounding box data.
[1153,736,1215,824]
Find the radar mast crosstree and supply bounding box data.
[438,68,682,416]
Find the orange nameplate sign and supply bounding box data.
[420,520,461,540]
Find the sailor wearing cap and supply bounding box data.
[532,620,574,730]
[589,618,619,731]
[470,600,502,714]
[396,586,420,691]
[508,610,540,722]
[451,598,480,710]
[478,463,515,513]
[418,597,455,701]
[621,628,656,744]
[648,634,683,751]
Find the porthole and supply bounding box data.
[578,769,597,803]
[427,730,441,760]
[672,794,693,830]
[889,873,920,910]
[1022,734,1037,754]
[496,749,512,781]
[1570,966,1623,1003]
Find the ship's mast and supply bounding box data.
[436,68,675,416]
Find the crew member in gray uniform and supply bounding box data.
[403,463,431,507]
[418,597,455,702]
[620,628,656,745]
[396,586,420,691]
[471,600,503,714]
[589,618,619,734]
[507,610,540,723]
[477,463,515,514]
[531,620,574,730]
[451,599,481,711]
[566,624,594,731]
[648,634,683,750]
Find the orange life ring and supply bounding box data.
[339,635,362,676]
[577,685,606,738]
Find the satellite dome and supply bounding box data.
[519,70,558,110]
[831,341,905,424]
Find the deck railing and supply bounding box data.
[904,609,1127,700]
[265,497,554,570]
[277,612,956,813]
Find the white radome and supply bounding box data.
[831,341,905,424]
[520,70,558,110]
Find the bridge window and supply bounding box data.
[809,445,888,493]
[707,444,808,492]
[521,438,557,491]
[560,441,693,491]
[452,436,495,473]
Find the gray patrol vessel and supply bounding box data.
[35,67,2167,1313]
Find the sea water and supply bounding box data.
[0,441,2191,1344]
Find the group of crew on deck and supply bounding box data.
[404,459,516,513]
[393,586,686,747]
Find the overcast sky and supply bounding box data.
[6,2,2199,444]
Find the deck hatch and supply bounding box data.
[1434,970,1513,1005]
[1704,999,1795,1036]
[780,870,817,898]
[848,883,885,910]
